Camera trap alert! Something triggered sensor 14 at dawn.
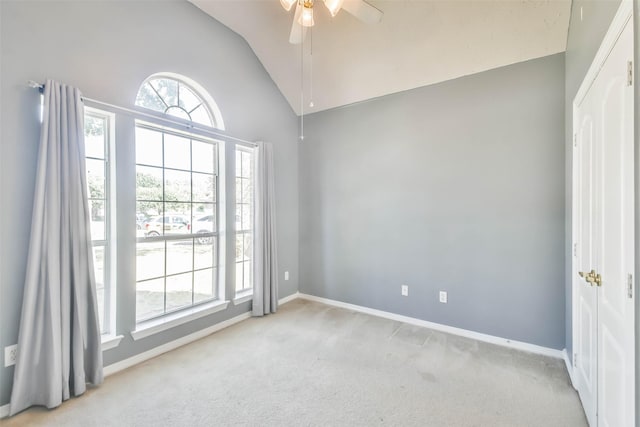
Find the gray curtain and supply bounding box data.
[10,80,103,415]
[252,142,278,316]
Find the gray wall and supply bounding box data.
[300,54,566,349]
[0,0,299,407]
[563,0,622,364]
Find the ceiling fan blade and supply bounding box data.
[289,3,308,44]
[342,0,383,24]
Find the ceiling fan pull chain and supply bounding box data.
[309,27,314,109]
[300,26,305,141]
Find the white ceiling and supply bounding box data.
[190,0,571,115]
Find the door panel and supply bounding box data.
[596,18,634,427]
[573,14,634,427]
[578,297,595,391]
[600,326,625,427]
[575,91,598,427]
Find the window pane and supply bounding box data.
[190,105,212,127]
[192,141,214,173]
[135,82,166,113]
[136,166,163,201]
[137,203,161,238]
[166,273,193,312]
[150,78,178,109]
[85,116,105,159]
[243,233,253,261]
[244,261,253,290]
[236,234,244,262]
[141,213,168,239]
[194,240,215,269]
[89,199,105,240]
[161,211,191,237]
[193,203,215,225]
[242,204,252,231]
[165,169,191,203]
[166,106,191,121]
[136,127,163,167]
[86,158,105,199]
[193,212,215,237]
[194,268,216,303]
[137,241,165,281]
[137,278,165,321]
[179,83,201,113]
[236,204,243,231]
[241,151,253,177]
[164,133,191,171]
[235,177,243,206]
[235,262,244,292]
[193,173,215,202]
[241,178,253,204]
[92,246,105,332]
[166,239,193,276]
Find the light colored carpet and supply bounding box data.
[3,299,587,426]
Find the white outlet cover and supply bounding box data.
[401,285,409,296]
[439,291,448,303]
[5,344,17,367]
[284,271,289,281]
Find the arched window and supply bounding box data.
[135,73,225,130]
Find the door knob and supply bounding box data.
[578,270,596,285]
[578,270,602,286]
[593,272,602,287]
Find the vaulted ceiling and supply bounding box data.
[190,0,571,115]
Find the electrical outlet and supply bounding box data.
[284,271,289,281]
[401,285,409,296]
[5,344,17,367]
[439,291,448,304]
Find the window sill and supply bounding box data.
[233,292,253,305]
[131,300,230,341]
[101,334,124,351]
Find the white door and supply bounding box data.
[595,17,634,427]
[573,10,635,427]
[574,84,598,426]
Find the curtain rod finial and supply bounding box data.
[27,80,44,91]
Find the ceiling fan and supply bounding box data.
[280,0,383,44]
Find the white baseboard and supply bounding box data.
[104,291,299,377]
[562,349,576,388]
[0,403,9,418]
[104,311,252,377]
[298,293,564,359]
[278,291,300,305]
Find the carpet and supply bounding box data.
[2,299,587,426]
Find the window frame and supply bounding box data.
[84,106,116,336]
[134,121,223,323]
[77,73,240,342]
[234,144,257,299]
[134,73,225,131]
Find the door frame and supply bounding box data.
[570,0,634,422]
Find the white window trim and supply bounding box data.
[234,144,256,297]
[101,334,124,351]
[85,106,117,336]
[134,121,224,324]
[131,299,230,341]
[233,291,253,305]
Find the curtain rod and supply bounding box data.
[27,80,258,147]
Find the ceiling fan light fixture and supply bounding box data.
[324,0,344,17]
[299,1,315,27]
[280,0,297,12]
